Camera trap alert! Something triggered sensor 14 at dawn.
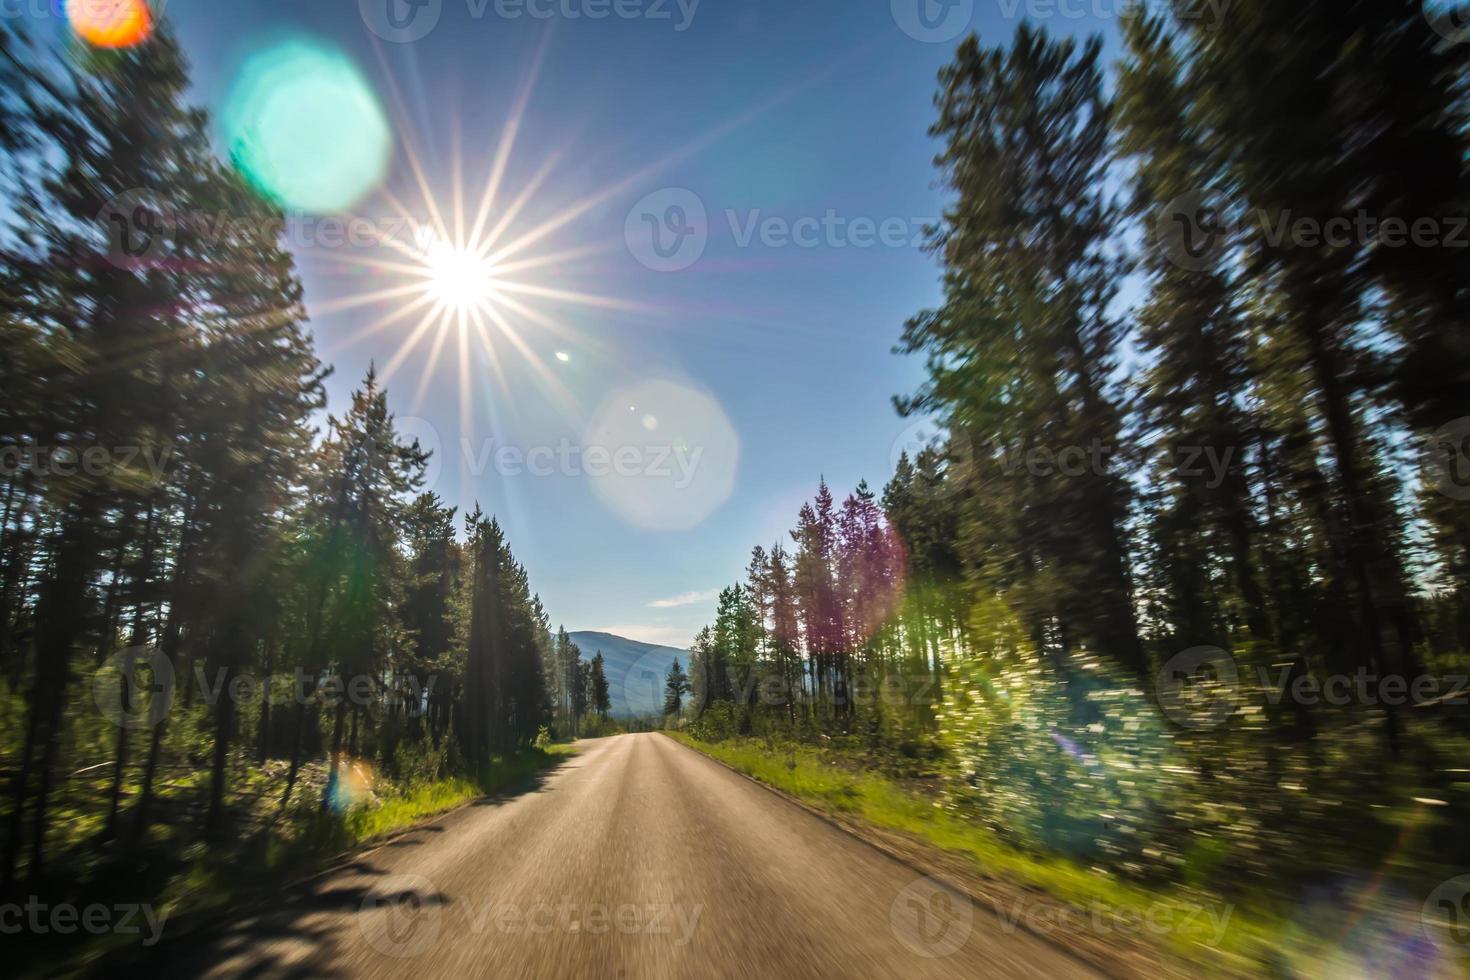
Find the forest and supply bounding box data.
[0,25,613,941]
[0,0,1468,975]
[675,3,1470,966]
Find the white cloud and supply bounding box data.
[646,588,719,610]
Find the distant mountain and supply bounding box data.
[568,631,689,717]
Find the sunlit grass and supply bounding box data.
[347,743,576,841]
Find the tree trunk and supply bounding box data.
[17,503,98,888]
[205,661,236,838]
[256,632,276,764]
[104,504,157,839]
[279,696,309,812]
[1300,314,1416,752]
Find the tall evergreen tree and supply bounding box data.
[663,658,690,717]
[590,651,610,720]
[307,369,426,811]
[2,27,236,880]
[898,27,1143,686]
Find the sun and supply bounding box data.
[307,36,842,438]
[423,237,500,312]
[310,57,695,427]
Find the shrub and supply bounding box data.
[689,701,738,742]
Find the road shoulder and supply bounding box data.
[660,732,1241,980]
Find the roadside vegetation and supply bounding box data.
[668,731,1427,977]
[0,25,607,974]
[15,739,575,973]
[666,7,1470,978]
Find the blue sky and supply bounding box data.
[87,0,1129,648]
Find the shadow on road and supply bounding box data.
[382,825,446,848]
[470,756,573,807]
[88,754,576,977]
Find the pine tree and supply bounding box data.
[549,626,572,735]
[898,26,1144,685]
[1,27,241,880]
[663,658,690,717]
[187,161,325,836]
[590,652,610,720]
[462,506,503,771]
[397,493,460,748]
[570,651,589,737]
[687,627,712,716]
[306,369,427,811]
[500,557,549,748]
[765,543,802,719]
[553,628,582,736]
[1116,15,1276,652]
[1165,0,1447,746]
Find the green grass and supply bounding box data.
[345,744,576,841]
[666,732,1288,977]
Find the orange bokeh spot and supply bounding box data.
[68,0,153,49]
